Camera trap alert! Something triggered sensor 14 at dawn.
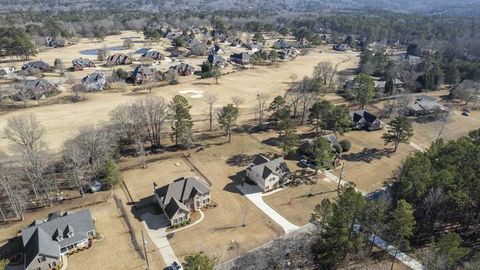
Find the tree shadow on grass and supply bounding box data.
[341,148,394,163]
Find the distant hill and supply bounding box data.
[1,0,480,16]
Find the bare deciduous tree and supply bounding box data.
[313,61,336,87]
[4,114,52,202]
[205,94,218,131]
[111,95,168,148]
[232,96,245,108]
[256,93,269,125]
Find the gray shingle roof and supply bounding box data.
[22,209,95,252]
[164,198,189,220]
[248,155,290,180]
[154,176,210,206]
[24,228,61,269]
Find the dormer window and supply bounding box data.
[53,228,63,241]
[64,224,74,238]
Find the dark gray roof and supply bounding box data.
[22,61,51,71]
[22,209,95,251]
[169,63,194,73]
[142,50,164,59]
[82,72,105,84]
[351,110,378,124]
[24,228,61,269]
[163,198,189,220]
[23,79,54,92]
[154,176,210,206]
[248,155,290,180]
[230,52,249,61]
[132,65,155,77]
[72,58,95,67]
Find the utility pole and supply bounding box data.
[241,205,248,227]
[142,230,150,270]
[337,162,345,191]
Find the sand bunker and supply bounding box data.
[178,89,204,99]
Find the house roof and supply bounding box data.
[24,228,61,269]
[22,61,50,70]
[208,54,225,66]
[247,155,290,180]
[351,110,379,124]
[154,176,210,206]
[23,79,54,91]
[22,209,95,250]
[230,52,249,61]
[72,58,94,67]
[142,50,164,59]
[22,210,94,268]
[163,198,190,220]
[407,96,446,112]
[169,63,194,73]
[132,65,155,77]
[82,72,105,84]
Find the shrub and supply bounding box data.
[333,144,342,154]
[339,139,351,152]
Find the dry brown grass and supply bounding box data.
[263,177,338,226]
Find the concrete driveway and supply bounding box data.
[140,211,180,267]
[236,183,299,234]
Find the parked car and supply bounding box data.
[299,159,310,167]
[88,181,103,193]
[172,262,183,270]
[462,111,470,116]
[163,267,174,270]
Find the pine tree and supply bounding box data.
[169,95,193,146]
[218,104,239,143]
[382,116,414,152]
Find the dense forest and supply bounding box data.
[1,0,480,16]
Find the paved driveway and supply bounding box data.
[140,212,180,266]
[236,183,299,234]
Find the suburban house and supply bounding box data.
[298,37,310,47]
[106,53,132,66]
[279,49,297,60]
[245,155,291,192]
[333,44,351,51]
[230,52,250,65]
[210,44,224,55]
[153,176,211,226]
[82,72,106,91]
[169,47,189,57]
[227,38,242,47]
[131,65,156,84]
[12,79,57,100]
[22,61,52,73]
[350,110,384,130]
[46,37,69,48]
[141,49,165,60]
[72,58,96,71]
[299,134,341,156]
[207,54,226,68]
[21,210,96,270]
[405,96,448,117]
[273,39,292,49]
[245,43,262,53]
[169,63,195,76]
[0,67,15,77]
